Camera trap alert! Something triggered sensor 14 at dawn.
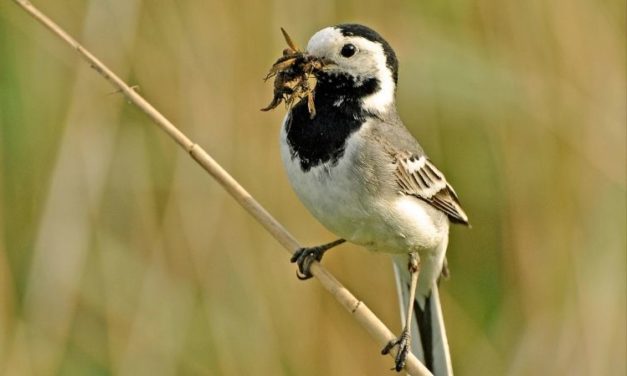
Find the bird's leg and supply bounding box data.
[382,252,420,372]
[290,239,346,280]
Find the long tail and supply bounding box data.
[393,255,453,376]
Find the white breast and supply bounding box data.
[280,117,374,244]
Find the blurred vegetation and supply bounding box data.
[0,0,624,375]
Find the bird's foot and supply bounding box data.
[290,246,327,280]
[290,239,345,280]
[381,329,411,372]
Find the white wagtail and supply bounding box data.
[272,24,469,375]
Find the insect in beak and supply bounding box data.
[281,27,299,53]
[261,28,328,119]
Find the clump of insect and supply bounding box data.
[261,28,326,119]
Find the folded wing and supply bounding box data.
[394,154,469,225]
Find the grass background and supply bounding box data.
[0,0,624,375]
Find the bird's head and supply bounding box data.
[306,24,399,113]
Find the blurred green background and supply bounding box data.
[0,0,624,375]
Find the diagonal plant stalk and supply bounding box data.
[12,1,432,375]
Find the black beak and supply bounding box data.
[302,53,335,67]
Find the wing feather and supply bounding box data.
[394,154,469,225]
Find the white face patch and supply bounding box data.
[360,58,395,113]
[306,26,396,114]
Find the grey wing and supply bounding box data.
[394,154,470,225]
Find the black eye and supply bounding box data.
[340,44,357,58]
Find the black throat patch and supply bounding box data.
[285,73,379,172]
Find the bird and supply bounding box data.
[276,24,469,375]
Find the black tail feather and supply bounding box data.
[414,294,433,373]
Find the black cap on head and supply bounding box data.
[336,24,399,84]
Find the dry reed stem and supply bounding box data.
[12,1,432,375]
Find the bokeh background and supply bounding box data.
[0,1,624,375]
